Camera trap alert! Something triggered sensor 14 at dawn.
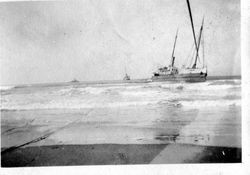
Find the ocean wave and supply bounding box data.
[120,90,160,97]
[183,83,240,91]
[0,85,16,91]
[50,84,160,97]
[1,79,241,111]
[50,86,108,96]
[160,84,185,90]
[208,79,241,86]
[0,100,160,111]
[1,97,240,111]
[0,84,34,92]
[180,99,241,108]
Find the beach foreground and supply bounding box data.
[1,79,241,167]
[1,144,241,167]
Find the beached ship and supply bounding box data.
[152,0,207,82]
[152,29,179,81]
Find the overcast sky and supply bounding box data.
[0,0,240,85]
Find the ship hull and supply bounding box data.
[152,73,207,82]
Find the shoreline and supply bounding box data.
[0,75,241,89]
[1,144,241,167]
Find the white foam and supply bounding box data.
[0,99,161,111]
[180,99,241,108]
[3,98,240,111]
[120,90,160,97]
[0,85,15,91]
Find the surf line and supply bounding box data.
[1,109,93,155]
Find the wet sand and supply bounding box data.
[1,144,241,167]
[1,105,241,167]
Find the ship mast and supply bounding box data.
[192,18,204,68]
[170,29,178,67]
[202,19,205,68]
[186,0,199,68]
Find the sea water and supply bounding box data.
[0,79,241,148]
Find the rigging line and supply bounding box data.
[190,43,201,68]
[193,17,204,68]
[185,42,195,67]
[195,50,201,65]
[197,52,201,64]
[190,48,196,67]
[187,46,196,68]
[202,19,205,67]
[199,17,205,66]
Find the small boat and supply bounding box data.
[70,79,79,83]
[123,63,131,81]
[123,73,130,81]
